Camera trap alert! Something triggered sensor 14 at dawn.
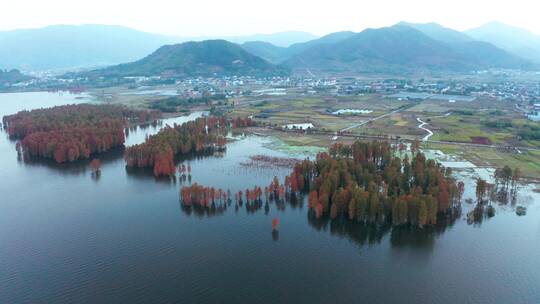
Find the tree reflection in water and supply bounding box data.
[307,208,460,249]
[308,213,391,246]
[390,212,459,249]
[20,147,125,176]
[177,191,462,249]
[180,203,228,218]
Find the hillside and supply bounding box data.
[286,31,356,55]
[0,24,178,71]
[398,22,473,43]
[466,22,540,63]
[241,41,288,64]
[242,31,355,64]
[224,31,317,47]
[86,40,286,78]
[401,22,529,68]
[0,69,32,89]
[285,25,532,74]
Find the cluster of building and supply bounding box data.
[527,103,540,122]
[303,77,540,104]
[3,73,540,112]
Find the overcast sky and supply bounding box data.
[2,0,540,36]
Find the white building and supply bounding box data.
[527,113,540,122]
[282,123,314,130]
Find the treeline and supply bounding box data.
[180,176,298,215]
[2,104,160,163]
[180,184,267,207]
[453,109,474,116]
[180,183,232,208]
[518,124,540,140]
[469,166,522,223]
[292,141,464,227]
[178,140,464,227]
[125,116,255,176]
[180,183,272,215]
[482,119,512,129]
[149,94,227,113]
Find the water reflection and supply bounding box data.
[2,93,540,304]
[308,215,391,246]
[9,111,210,179]
[124,149,223,183]
[179,203,228,218]
[124,166,179,185]
[390,213,459,250]
[307,210,460,250]
[124,112,206,147]
[19,147,124,176]
[90,170,102,182]
[272,230,279,241]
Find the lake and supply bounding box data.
[1,92,539,304]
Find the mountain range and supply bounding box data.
[84,40,287,78]
[2,22,539,77]
[241,31,357,64]
[0,25,315,71]
[210,31,317,47]
[466,21,540,64]
[0,25,179,71]
[248,23,531,74]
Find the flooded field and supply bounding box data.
[1,92,539,304]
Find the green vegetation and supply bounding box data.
[86,40,288,78]
[518,124,540,140]
[429,111,535,146]
[453,109,474,116]
[426,142,540,179]
[0,69,31,89]
[231,90,539,179]
[149,95,227,113]
[482,119,513,129]
[233,94,408,133]
[283,24,529,73]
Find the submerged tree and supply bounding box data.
[493,166,522,204]
[272,218,280,231]
[282,141,463,227]
[476,178,487,204]
[3,104,159,163]
[125,116,255,177]
[89,159,101,173]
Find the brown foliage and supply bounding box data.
[3,104,159,163]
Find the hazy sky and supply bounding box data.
[2,0,540,36]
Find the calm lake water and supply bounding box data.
[1,92,539,304]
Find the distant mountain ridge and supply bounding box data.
[287,31,357,55]
[85,40,286,78]
[400,22,529,69]
[0,25,316,71]
[241,31,356,64]
[217,31,317,47]
[282,24,533,74]
[398,22,473,43]
[466,21,540,63]
[0,24,179,71]
[2,22,537,75]
[241,41,289,64]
